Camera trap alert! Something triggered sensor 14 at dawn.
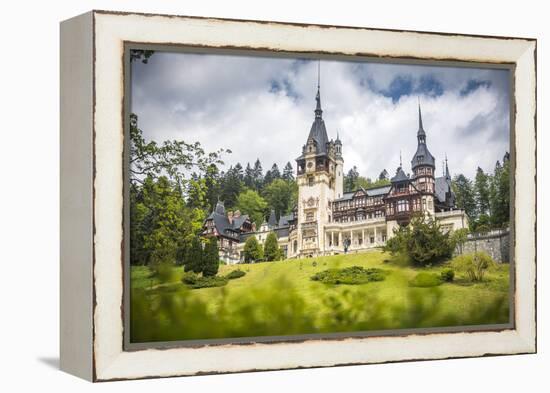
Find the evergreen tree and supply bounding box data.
[204,164,220,212]
[244,162,254,189]
[202,237,220,277]
[489,158,510,228]
[474,167,491,217]
[233,163,244,181]
[252,159,264,190]
[283,162,294,181]
[344,166,359,192]
[452,174,477,222]
[264,232,282,261]
[243,235,263,262]
[378,169,389,181]
[220,166,243,209]
[186,236,203,273]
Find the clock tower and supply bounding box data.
[295,65,343,257]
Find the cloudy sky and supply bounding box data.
[131,51,510,180]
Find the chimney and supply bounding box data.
[233,210,241,218]
[227,211,233,224]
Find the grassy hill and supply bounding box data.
[130,250,510,343]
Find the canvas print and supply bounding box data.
[128,49,512,344]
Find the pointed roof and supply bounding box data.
[303,62,330,156]
[391,166,409,183]
[411,102,435,170]
[445,154,451,180]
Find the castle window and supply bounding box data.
[308,176,314,186]
[397,199,409,213]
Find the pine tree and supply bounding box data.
[474,167,491,217]
[220,166,243,209]
[283,162,294,181]
[264,232,282,261]
[344,166,359,192]
[204,164,220,212]
[202,237,220,277]
[252,159,263,190]
[243,235,263,262]
[452,174,477,222]
[186,237,203,273]
[244,162,254,189]
[234,163,244,181]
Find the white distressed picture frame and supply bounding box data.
[60,10,536,382]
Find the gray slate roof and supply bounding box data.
[435,176,455,206]
[391,167,410,183]
[206,202,250,239]
[333,184,392,202]
[411,143,436,169]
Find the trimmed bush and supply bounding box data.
[311,266,388,285]
[181,271,228,289]
[440,268,455,282]
[225,270,246,280]
[452,252,495,282]
[409,272,442,288]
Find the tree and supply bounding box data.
[264,232,282,261]
[204,164,221,212]
[236,189,268,227]
[243,236,263,262]
[474,167,491,217]
[264,163,281,185]
[129,113,228,191]
[379,169,389,181]
[452,174,476,222]
[185,237,204,273]
[244,162,255,189]
[220,166,243,209]
[252,159,264,190]
[283,162,294,181]
[344,166,359,192]
[384,214,454,266]
[130,49,155,63]
[263,178,296,221]
[202,237,220,276]
[233,163,244,181]
[489,158,510,228]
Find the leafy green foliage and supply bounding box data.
[452,252,496,282]
[243,236,263,263]
[311,266,387,285]
[263,232,282,261]
[384,214,454,266]
[409,272,442,287]
[235,189,268,227]
[440,268,455,282]
[225,270,246,280]
[181,271,228,289]
[262,179,297,222]
[202,237,220,277]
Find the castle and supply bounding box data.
[203,77,468,264]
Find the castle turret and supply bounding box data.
[411,102,435,214]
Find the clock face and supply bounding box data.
[307,197,315,207]
[307,161,314,168]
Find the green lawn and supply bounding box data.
[130,250,510,342]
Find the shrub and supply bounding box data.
[440,268,455,282]
[202,237,220,277]
[225,270,246,280]
[311,266,388,285]
[181,271,199,285]
[264,232,282,261]
[383,213,454,267]
[452,252,495,282]
[409,272,442,287]
[243,235,263,262]
[181,273,228,289]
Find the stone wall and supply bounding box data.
[458,229,510,263]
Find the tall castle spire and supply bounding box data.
[417,99,426,144]
[315,60,322,118]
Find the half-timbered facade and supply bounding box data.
[204,77,468,263]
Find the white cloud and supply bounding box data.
[131,51,510,180]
